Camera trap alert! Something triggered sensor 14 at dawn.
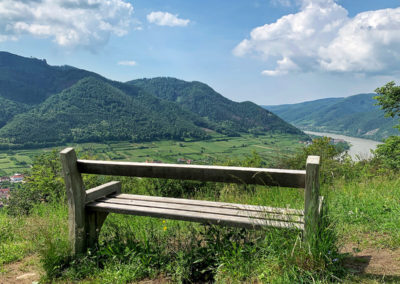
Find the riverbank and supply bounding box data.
[304,131,382,160]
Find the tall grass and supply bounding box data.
[21,178,343,283]
[2,146,400,282]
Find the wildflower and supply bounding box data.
[163,226,167,231]
[162,220,166,224]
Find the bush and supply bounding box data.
[374,135,400,170]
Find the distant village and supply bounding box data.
[0,173,24,207]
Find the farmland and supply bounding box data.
[0,133,306,176]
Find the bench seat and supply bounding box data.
[87,193,305,230]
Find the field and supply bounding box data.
[0,133,305,176]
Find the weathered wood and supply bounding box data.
[85,181,121,204]
[77,160,306,188]
[87,201,304,230]
[60,148,87,255]
[96,196,304,223]
[60,147,322,254]
[304,155,320,243]
[114,194,304,216]
[86,211,108,249]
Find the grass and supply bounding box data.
[1,177,341,283]
[329,175,400,249]
[1,172,398,283]
[1,136,400,282]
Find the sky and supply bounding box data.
[1,0,400,105]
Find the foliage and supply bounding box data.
[374,135,400,170]
[279,137,346,184]
[373,81,400,170]
[6,150,65,216]
[374,81,400,120]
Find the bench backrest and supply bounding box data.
[76,158,307,188]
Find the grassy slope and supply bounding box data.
[1,172,399,282]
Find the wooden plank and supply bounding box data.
[60,147,87,255]
[115,194,304,216]
[77,160,306,188]
[87,202,304,230]
[98,197,304,223]
[304,155,320,243]
[85,181,121,204]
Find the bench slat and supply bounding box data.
[87,201,304,230]
[115,194,304,216]
[98,197,304,223]
[77,160,306,188]
[85,181,121,204]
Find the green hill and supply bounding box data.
[0,51,100,105]
[0,77,209,148]
[264,94,399,141]
[0,52,305,148]
[128,77,302,136]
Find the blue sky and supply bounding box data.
[1,0,400,105]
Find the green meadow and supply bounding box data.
[0,133,305,176]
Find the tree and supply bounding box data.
[375,81,400,123]
[374,82,400,169]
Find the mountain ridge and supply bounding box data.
[0,52,305,148]
[263,93,399,141]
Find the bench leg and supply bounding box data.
[86,211,109,249]
[60,148,87,255]
[304,156,320,246]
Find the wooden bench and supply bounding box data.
[60,147,322,255]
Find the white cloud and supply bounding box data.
[234,0,400,76]
[147,11,190,27]
[118,60,137,66]
[0,0,134,49]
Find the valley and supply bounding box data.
[0,133,305,176]
[264,93,399,141]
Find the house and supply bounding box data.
[10,174,24,183]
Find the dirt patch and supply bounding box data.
[0,255,42,284]
[341,243,400,277]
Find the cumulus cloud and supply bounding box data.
[0,0,134,49]
[118,60,137,66]
[234,0,400,76]
[147,11,190,27]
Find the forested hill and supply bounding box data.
[0,51,100,104]
[0,77,212,148]
[264,93,399,141]
[0,52,305,148]
[128,77,302,136]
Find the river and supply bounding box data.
[304,131,383,160]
